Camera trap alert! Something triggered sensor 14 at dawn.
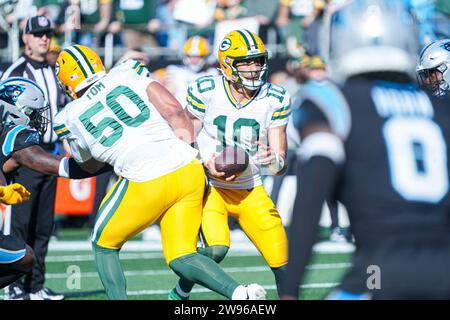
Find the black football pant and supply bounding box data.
[8,166,56,293]
[339,234,450,299]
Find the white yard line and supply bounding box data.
[127,283,340,296]
[45,263,352,279]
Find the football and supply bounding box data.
[214,146,249,178]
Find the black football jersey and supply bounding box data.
[295,79,450,244]
[0,123,41,182]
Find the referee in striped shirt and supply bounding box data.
[1,15,66,300]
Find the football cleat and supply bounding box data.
[168,288,190,300]
[245,284,267,300]
[232,284,267,300]
[31,288,64,300]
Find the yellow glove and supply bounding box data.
[0,183,31,205]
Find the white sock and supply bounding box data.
[231,285,247,300]
[175,283,190,298]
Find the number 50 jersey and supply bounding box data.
[187,75,291,189]
[54,60,198,182]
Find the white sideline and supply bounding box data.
[47,239,355,254]
[127,283,340,296]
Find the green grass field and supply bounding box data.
[3,228,354,300]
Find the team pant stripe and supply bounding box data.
[92,179,128,243]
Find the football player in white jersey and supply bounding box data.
[54,44,266,300]
[165,36,217,104]
[170,30,291,300]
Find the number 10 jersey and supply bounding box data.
[54,59,198,182]
[187,75,291,189]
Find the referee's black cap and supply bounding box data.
[24,15,54,35]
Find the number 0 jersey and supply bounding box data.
[187,75,291,189]
[54,59,198,182]
[295,79,450,241]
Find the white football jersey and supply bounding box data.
[165,64,217,105]
[54,59,198,182]
[187,75,291,189]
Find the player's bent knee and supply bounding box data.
[15,245,35,274]
[201,245,229,263]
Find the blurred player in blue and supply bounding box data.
[281,0,450,299]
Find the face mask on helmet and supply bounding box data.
[416,39,450,97]
[233,54,269,91]
[0,77,49,136]
[417,63,449,96]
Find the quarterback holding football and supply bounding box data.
[170,29,291,300]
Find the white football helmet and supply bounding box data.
[0,77,49,135]
[322,0,419,84]
[416,39,450,97]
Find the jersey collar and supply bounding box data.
[222,77,260,110]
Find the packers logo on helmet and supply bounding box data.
[56,44,106,99]
[183,36,210,72]
[218,29,268,90]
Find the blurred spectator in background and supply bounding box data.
[56,0,112,49]
[402,0,436,45]
[33,0,65,22]
[172,0,217,42]
[275,0,319,57]
[154,0,187,50]
[433,0,450,38]
[244,0,280,43]
[77,0,112,48]
[215,0,247,22]
[45,36,60,67]
[114,0,160,50]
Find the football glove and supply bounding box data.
[0,183,31,205]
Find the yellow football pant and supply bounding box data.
[201,185,288,268]
[91,159,205,264]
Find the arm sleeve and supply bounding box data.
[1,126,41,157]
[53,108,92,163]
[281,155,340,297]
[185,80,207,120]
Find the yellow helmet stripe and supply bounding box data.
[73,45,95,74]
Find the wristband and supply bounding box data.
[268,153,285,175]
[58,157,70,178]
